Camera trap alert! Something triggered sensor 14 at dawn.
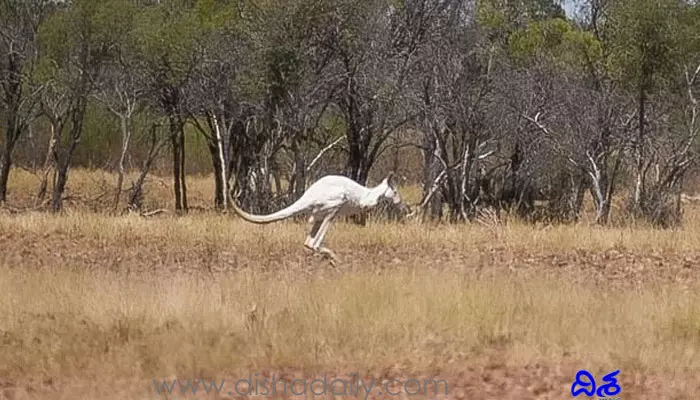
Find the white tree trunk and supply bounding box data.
[114,114,131,209]
[212,113,228,209]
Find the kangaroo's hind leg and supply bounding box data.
[304,214,323,251]
[311,210,340,265]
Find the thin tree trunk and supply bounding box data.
[0,123,17,202]
[172,130,183,212]
[169,112,188,213]
[422,130,442,220]
[210,147,225,210]
[573,176,586,219]
[180,127,188,212]
[0,150,12,204]
[113,114,131,210]
[0,53,22,204]
[346,137,371,225]
[128,123,167,210]
[51,160,69,212]
[206,118,226,211]
[37,121,59,204]
[289,140,306,199]
[51,100,86,213]
[0,127,17,203]
[591,178,608,224]
[214,115,228,210]
[634,84,647,209]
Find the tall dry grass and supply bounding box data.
[3,261,700,383]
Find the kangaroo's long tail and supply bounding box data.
[231,198,306,224]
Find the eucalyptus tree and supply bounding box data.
[37,0,126,212]
[602,0,690,214]
[133,0,204,213]
[90,0,145,210]
[629,0,700,226]
[242,0,341,210]
[184,0,248,211]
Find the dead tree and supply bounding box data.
[92,57,145,210]
[415,2,499,222]
[631,62,700,227]
[521,72,633,224]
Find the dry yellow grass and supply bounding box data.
[2,168,700,399]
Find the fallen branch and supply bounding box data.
[140,209,168,217]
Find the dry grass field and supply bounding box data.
[2,169,700,399]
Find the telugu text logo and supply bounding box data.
[570,369,622,399]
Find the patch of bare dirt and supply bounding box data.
[3,228,700,290]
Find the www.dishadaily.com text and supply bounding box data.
[153,373,449,399]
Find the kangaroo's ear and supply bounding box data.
[385,171,398,188]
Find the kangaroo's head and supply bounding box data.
[380,172,402,204]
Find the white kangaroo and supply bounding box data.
[231,173,403,265]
